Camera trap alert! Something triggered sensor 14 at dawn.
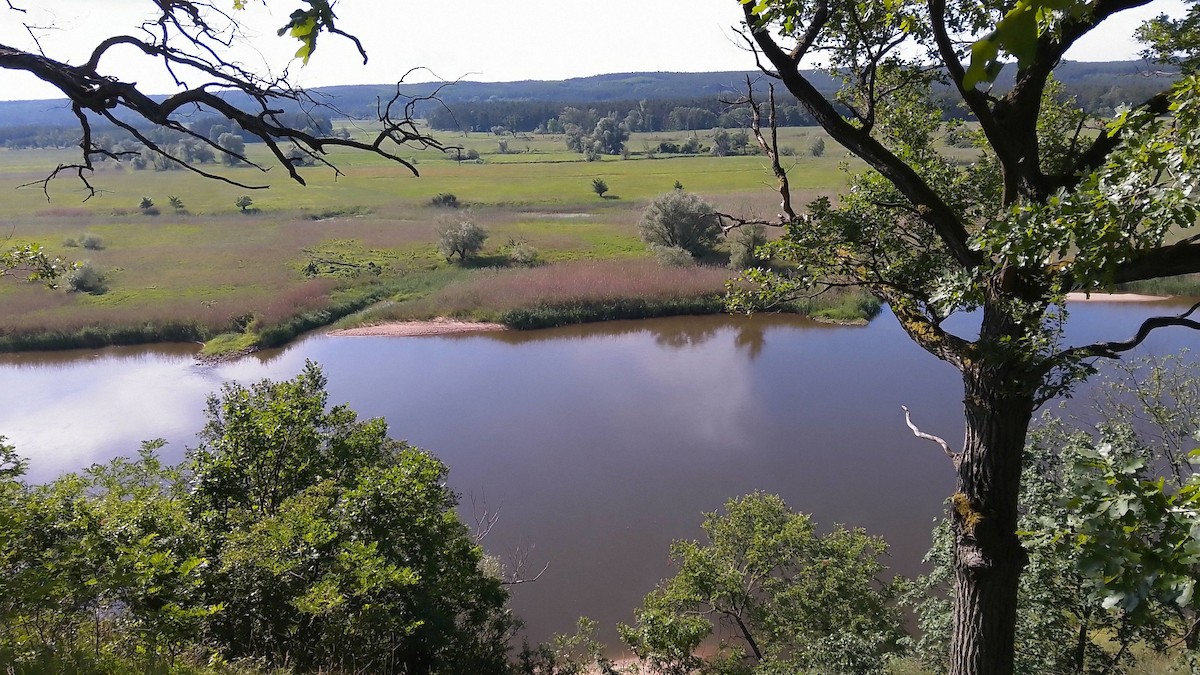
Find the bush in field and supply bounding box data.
[650,244,695,267]
[729,223,768,270]
[638,190,720,257]
[67,260,107,295]
[507,241,540,267]
[138,197,159,216]
[437,215,489,263]
[235,195,253,212]
[809,137,826,157]
[592,178,609,198]
[430,193,459,208]
[63,234,103,249]
[167,195,185,211]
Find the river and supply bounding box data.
[1,301,1197,648]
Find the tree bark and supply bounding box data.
[948,307,1036,675]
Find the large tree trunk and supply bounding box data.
[948,321,1036,674]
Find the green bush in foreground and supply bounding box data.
[619,493,907,675]
[0,364,513,674]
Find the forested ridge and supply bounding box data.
[0,61,1176,146]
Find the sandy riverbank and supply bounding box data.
[327,318,509,337]
[1065,292,1171,302]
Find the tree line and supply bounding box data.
[423,74,1172,135]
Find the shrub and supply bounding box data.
[638,190,721,257]
[809,137,826,157]
[235,195,253,212]
[67,260,107,295]
[729,223,767,270]
[79,233,104,250]
[592,178,609,198]
[657,141,680,154]
[680,136,703,154]
[436,215,489,263]
[507,241,540,267]
[650,244,695,267]
[167,195,185,210]
[430,193,459,208]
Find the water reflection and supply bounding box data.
[0,303,1196,650]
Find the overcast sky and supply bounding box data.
[0,0,1187,102]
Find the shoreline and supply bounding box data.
[325,292,1174,339]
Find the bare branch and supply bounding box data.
[0,15,449,198]
[501,560,549,586]
[902,405,960,467]
[469,493,501,545]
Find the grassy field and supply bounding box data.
[0,125,874,352]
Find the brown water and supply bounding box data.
[1,303,1197,648]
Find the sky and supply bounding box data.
[0,0,1188,102]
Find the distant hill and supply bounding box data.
[0,62,1178,131]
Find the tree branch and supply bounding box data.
[902,405,960,467]
[1045,90,1172,193]
[0,17,446,198]
[742,5,982,270]
[1110,241,1200,285]
[1055,300,1200,362]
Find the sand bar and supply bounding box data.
[327,318,509,337]
[1065,292,1171,303]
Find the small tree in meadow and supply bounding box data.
[235,196,253,212]
[437,215,488,263]
[808,137,826,157]
[168,195,185,211]
[638,190,720,258]
[592,178,609,198]
[729,223,768,270]
[67,260,107,295]
[217,132,245,166]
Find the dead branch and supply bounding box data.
[469,493,500,545]
[501,545,549,586]
[901,405,960,467]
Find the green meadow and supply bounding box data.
[0,125,875,353]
